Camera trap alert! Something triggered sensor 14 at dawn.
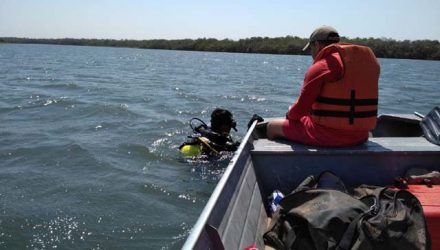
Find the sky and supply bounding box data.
[1,0,439,41]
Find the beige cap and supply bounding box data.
[302,26,340,51]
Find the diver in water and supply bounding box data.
[179,108,240,157]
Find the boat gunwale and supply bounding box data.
[181,121,258,249]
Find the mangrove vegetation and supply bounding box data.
[1,36,439,60]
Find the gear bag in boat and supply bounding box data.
[263,172,431,250]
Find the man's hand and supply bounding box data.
[247,114,264,129]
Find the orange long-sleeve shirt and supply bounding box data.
[282,51,369,147]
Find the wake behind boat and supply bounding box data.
[183,111,440,249]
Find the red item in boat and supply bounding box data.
[405,185,440,249]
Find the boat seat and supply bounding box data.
[251,137,440,196]
[252,137,440,155]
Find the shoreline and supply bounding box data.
[1,37,439,61]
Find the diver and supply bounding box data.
[179,108,240,157]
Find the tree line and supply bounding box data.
[1,36,439,60]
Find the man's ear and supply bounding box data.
[314,41,321,49]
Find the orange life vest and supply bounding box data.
[311,43,380,131]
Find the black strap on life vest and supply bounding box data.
[312,90,378,124]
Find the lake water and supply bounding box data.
[0,44,439,249]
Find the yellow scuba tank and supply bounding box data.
[179,137,219,157]
[179,143,203,157]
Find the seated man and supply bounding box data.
[266,26,380,147]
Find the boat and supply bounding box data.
[182,113,440,250]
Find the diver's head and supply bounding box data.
[210,108,237,134]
